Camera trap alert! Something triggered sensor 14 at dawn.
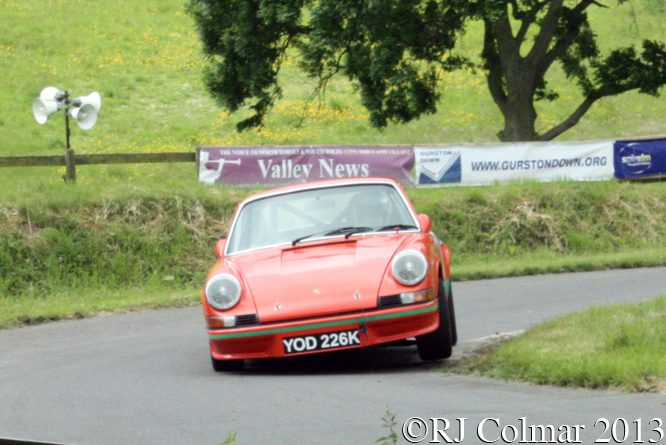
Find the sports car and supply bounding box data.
[202,177,457,371]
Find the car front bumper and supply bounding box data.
[208,300,440,360]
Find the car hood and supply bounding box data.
[229,235,408,323]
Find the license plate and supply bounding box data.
[283,329,362,354]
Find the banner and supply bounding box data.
[415,141,614,186]
[614,138,666,179]
[198,146,414,187]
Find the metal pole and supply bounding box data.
[64,91,71,150]
[62,91,76,183]
[65,113,71,149]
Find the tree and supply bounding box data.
[187,0,666,142]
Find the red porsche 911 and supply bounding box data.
[202,177,457,371]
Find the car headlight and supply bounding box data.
[391,250,428,286]
[205,274,242,310]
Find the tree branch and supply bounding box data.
[508,0,523,20]
[538,95,598,140]
[526,0,564,65]
[482,20,508,115]
[492,5,520,65]
[538,86,633,140]
[537,0,599,76]
[515,0,549,45]
[303,48,348,113]
[590,0,609,8]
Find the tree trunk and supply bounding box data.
[496,75,539,142]
[482,13,541,143]
[497,99,538,142]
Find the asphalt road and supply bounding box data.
[0,267,665,445]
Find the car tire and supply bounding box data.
[211,355,244,372]
[448,286,458,346]
[416,278,453,361]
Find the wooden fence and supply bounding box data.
[0,149,198,182]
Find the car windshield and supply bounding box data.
[226,183,418,255]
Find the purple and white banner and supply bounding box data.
[198,146,415,187]
[415,141,615,186]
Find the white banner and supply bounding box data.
[415,141,614,187]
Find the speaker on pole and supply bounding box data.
[32,86,102,177]
[32,86,65,124]
[71,92,101,112]
[69,103,98,130]
[70,92,101,130]
[39,86,66,102]
[32,98,60,124]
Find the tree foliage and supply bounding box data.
[188,0,666,141]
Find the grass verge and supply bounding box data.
[0,284,201,329]
[449,296,666,393]
[453,247,666,280]
[2,179,666,329]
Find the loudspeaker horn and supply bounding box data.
[33,86,65,124]
[70,103,98,130]
[33,98,60,124]
[71,92,101,111]
[39,86,66,102]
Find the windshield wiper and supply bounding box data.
[330,226,373,239]
[374,224,419,232]
[292,226,373,246]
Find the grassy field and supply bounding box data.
[1,0,665,200]
[0,0,664,194]
[1,0,665,164]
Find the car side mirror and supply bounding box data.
[417,214,432,233]
[216,239,227,259]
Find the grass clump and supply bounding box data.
[415,180,666,277]
[0,194,240,297]
[455,296,666,393]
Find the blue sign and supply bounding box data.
[614,138,666,179]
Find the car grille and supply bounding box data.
[377,294,402,308]
[235,314,259,326]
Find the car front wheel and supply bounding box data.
[416,278,453,361]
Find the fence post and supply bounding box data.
[195,147,201,178]
[64,149,76,183]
